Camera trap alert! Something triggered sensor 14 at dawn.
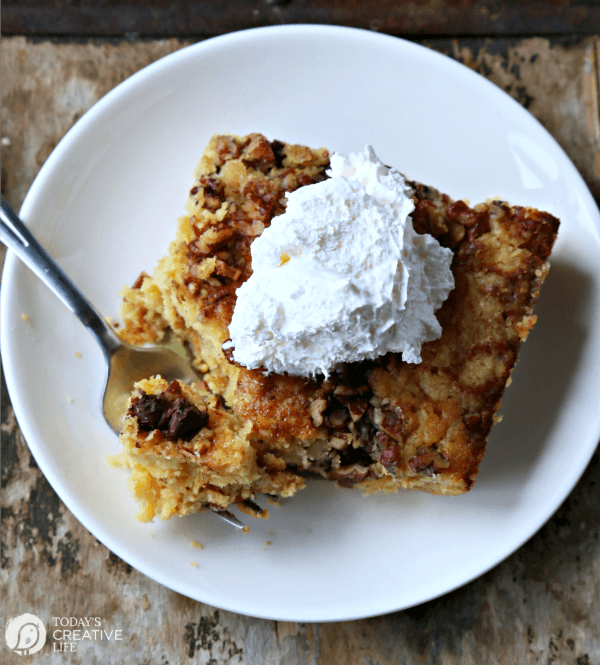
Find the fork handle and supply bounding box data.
[1,196,121,356]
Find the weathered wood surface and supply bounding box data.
[3,0,600,37]
[1,35,600,664]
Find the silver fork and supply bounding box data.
[0,196,246,530]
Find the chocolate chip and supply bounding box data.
[129,391,168,430]
[129,391,209,441]
[164,398,209,441]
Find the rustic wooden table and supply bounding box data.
[2,3,600,663]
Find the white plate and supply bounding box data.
[3,25,600,622]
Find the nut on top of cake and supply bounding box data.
[115,133,559,521]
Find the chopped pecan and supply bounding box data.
[412,200,448,237]
[205,286,231,305]
[375,432,391,448]
[242,134,276,171]
[447,201,491,239]
[408,456,435,475]
[188,225,235,257]
[199,176,224,211]
[329,464,369,487]
[347,398,369,422]
[378,405,405,440]
[407,447,447,476]
[214,258,241,282]
[215,136,241,164]
[242,179,278,222]
[380,447,396,469]
[352,417,378,447]
[309,398,327,428]
[165,380,182,396]
[333,385,356,398]
[330,433,352,450]
[446,200,477,227]
[327,409,349,429]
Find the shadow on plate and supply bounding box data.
[479,258,591,488]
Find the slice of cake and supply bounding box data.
[109,376,304,521]
[116,133,559,520]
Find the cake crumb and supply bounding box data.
[21,313,31,324]
[75,351,82,358]
[266,540,272,546]
[189,540,203,550]
[190,561,199,568]
[142,594,151,611]
[67,397,74,404]
[493,414,503,424]
[242,525,250,534]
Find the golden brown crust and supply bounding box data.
[118,133,560,515]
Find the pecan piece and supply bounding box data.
[199,175,224,211]
[205,285,231,305]
[329,464,369,488]
[412,200,448,237]
[214,258,241,282]
[380,447,396,469]
[242,134,276,171]
[242,179,278,222]
[408,457,435,475]
[215,136,241,164]
[446,200,477,227]
[327,409,349,429]
[309,398,327,428]
[188,225,235,257]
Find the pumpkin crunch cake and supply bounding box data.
[114,133,559,521]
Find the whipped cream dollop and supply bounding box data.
[226,146,455,377]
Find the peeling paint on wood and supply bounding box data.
[1,35,599,664]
